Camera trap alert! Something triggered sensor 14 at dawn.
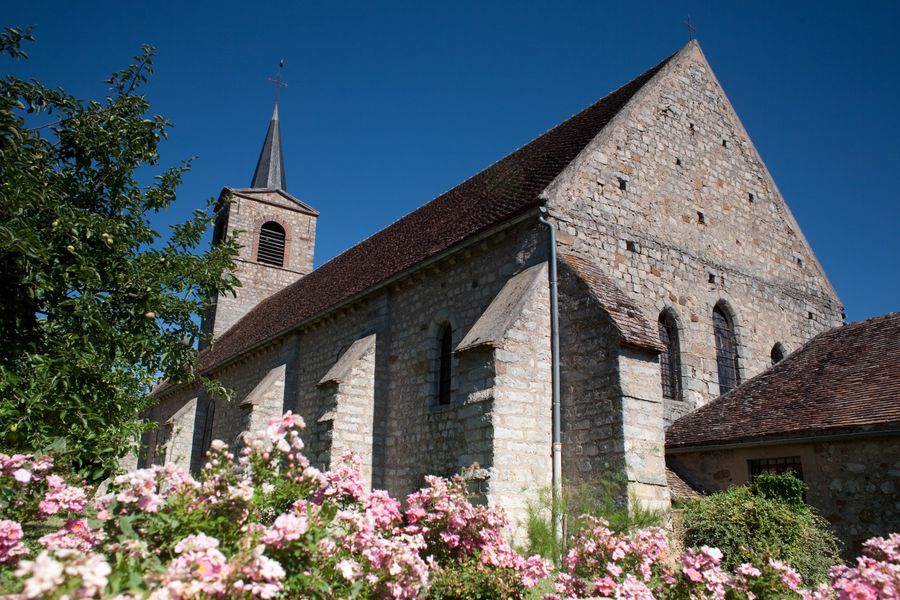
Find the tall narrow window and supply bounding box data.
[437,324,453,406]
[713,305,740,395]
[771,343,786,365]
[257,221,286,267]
[658,312,682,400]
[212,209,229,245]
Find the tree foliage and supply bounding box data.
[0,27,239,480]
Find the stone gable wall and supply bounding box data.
[545,44,843,423]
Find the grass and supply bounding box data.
[518,476,665,565]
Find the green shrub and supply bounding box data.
[426,558,525,599]
[681,475,841,584]
[751,470,806,507]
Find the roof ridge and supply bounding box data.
[312,52,679,276]
[192,49,677,376]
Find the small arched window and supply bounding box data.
[657,312,682,401]
[257,221,286,267]
[713,304,740,395]
[437,324,453,406]
[771,343,786,365]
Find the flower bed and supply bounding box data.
[0,412,897,598]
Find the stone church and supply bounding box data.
[146,40,843,525]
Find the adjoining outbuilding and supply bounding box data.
[667,312,900,555]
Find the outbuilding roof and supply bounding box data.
[667,312,900,450]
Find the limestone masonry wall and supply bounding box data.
[170,219,551,528]
[207,189,317,339]
[557,267,627,489]
[545,43,843,424]
[487,266,553,524]
[150,42,850,530]
[194,337,299,471]
[317,334,378,487]
[144,387,199,470]
[668,436,900,557]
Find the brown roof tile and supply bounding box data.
[561,253,665,353]
[667,313,900,449]
[666,466,704,500]
[196,54,674,374]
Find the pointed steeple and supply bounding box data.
[251,103,286,190]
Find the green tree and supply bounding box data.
[0,27,239,481]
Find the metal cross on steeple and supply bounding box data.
[251,59,288,190]
[268,59,288,104]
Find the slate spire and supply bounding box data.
[251,103,286,190]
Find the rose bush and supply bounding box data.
[0,412,549,598]
[543,516,898,599]
[0,412,897,599]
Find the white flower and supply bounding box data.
[336,559,360,581]
[16,551,64,598]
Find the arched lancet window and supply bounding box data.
[212,209,229,245]
[713,304,740,395]
[771,343,786,365]
[658,312,682,401]
[257,221,286,267]
[437,324,453,406]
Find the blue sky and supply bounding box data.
[6,1,899,322]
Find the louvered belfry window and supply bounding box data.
[658,313,682,400]
[257,221,286,267]
[437,324,453,406]
[713,305,740,395]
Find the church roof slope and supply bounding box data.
[197,52,675,373]
[667,312,900,450]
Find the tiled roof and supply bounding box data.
[667,313,900,449]
[196,53,675,373]
[561,253,665,353]
[666,466,704,500]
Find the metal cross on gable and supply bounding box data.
[684,16,697,40]
[268,59,288,103]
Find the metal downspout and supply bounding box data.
[537,207,563,552]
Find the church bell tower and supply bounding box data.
[202,102,319,343]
